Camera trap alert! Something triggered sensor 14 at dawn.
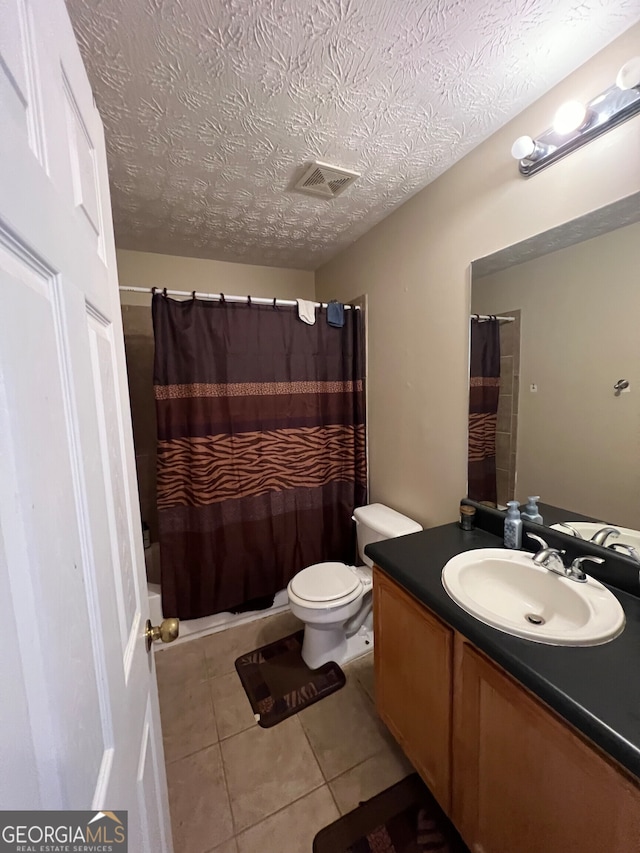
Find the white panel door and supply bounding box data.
[0,1,173,849]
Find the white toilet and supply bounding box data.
[287,503,422,669]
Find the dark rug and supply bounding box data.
[313,774,470,853]
[234,630,346,728]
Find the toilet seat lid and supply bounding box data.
[290,562,360,602]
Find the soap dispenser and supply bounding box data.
[522,496,544,525]
[504,501,523,549]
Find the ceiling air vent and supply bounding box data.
[294,161,360,198]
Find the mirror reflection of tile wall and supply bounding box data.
[496,311,521,507]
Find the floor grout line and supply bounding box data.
[163,737,220,767]
[296,709,330,784]
[232,779,328,840]
[206,671,221,744]
[296,701,396,791]
[218,727,239,843]
[217,722,257,743]
[326,781,342,817]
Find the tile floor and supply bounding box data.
[155,610,414,853]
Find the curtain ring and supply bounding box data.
[219,292,225,303]
[151,286,157,295]
[192,290,196,300]
[272,297,277,309]
[162,287,167,298]
[247,295,252,306]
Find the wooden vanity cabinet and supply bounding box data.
[374,568,640,853]
[373,568,453,812]
[453,638,640,853]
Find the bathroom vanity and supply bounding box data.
[368,521,640,853]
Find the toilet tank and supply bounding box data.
[353,503,423,567]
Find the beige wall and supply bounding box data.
[315,24,640,528]
[473,222,640,528]
[117,248,315,306]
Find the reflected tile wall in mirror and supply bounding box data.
[496,310,521,507]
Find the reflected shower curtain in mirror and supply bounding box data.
[152,294,367,620]
[468,317,500,504]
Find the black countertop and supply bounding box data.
[366,522,640,779]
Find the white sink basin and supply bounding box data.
[550,521,640,552]
[442,548,625,645]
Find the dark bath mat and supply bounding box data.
[313,773,470,853]
[234,630,346,728]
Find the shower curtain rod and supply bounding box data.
[471,314,515,322]
[119,286,360,309]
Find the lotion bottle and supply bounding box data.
[522,496,543,525]
[504,501,523,549]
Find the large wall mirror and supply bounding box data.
[469,192,640,530]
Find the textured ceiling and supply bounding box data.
[67,0,639,271]
[473,191,640,277]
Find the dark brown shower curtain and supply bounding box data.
[152,293,367,620]
[468,317,501,504]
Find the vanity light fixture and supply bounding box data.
[510,135,553,161]
[552,100,589,135]
[512,57,640,177]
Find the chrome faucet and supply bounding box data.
[590,527,620,546]
[608,542,640,563]
[528,533,566,572]
[607,542,640,588]
[568,556,605,582]
[557,522,585,539]
[526,533,604,583]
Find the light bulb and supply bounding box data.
[553,100,587,135]
[616,57,640,91]
[511,136,535,160]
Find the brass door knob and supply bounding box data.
[145,617,179,652]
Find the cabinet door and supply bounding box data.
[373,568,453,811]
[453,640,640,853]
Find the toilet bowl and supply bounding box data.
[287,504,422,669]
